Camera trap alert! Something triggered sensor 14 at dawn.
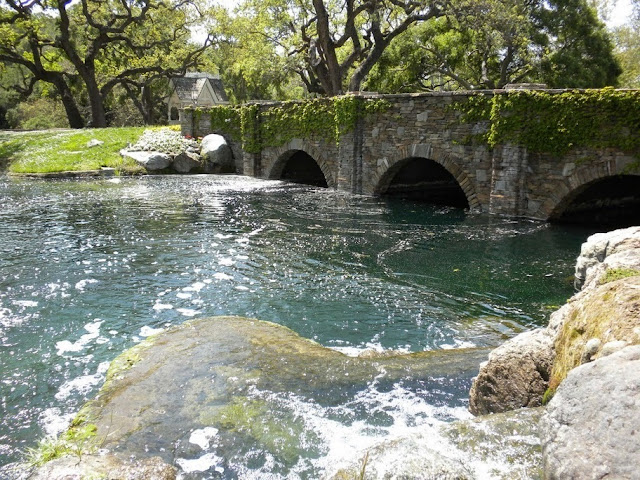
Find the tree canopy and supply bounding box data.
[0,0,212,127]
[0,0,628,128]
[365,0,621,92]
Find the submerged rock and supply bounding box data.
[541,345,640,480]
[329,407,543,480]
[24,454,176,480]
[24,316,488,479]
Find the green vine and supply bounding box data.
[453,88,640,157]
[195,96,389,154]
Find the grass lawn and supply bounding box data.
[0,127,149,174]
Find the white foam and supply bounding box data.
[218,257,235,266]
[75,279,98,291]
[56,320,103,355]
[153,302,173,311]
[177,292,192,299]
[440,340,476,350]
[234,285,249,291]
[213,273,233,281]
[40,408,75,437]
[176,452,223,474]
[55,361,110,400]
[189,427,219,450]
[140,326,164,337]
[176,308,200,317]
[330,342,411,357]
[13,300,38,307]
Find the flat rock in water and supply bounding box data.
[120,150,172,171]
[38,316,488,478]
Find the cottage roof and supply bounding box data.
[170,73,228,103]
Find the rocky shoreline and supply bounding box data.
[120,128,235,174]
[470,226,640,478]
[8,227,640,479]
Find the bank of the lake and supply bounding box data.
[0,128,146,175]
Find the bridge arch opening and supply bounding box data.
[376,157,469,209]
[549,175,640,228]
[270,150,328,188]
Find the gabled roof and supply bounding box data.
[170,73,228,103]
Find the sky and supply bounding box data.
[213,0,635,28]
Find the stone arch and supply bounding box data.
[371,143,480,210]
[545,167,640,226]
[264,139,336,188]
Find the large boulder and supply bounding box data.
[172,151,202,173]
[469,226,640,415]
[468,328,554,415]
[574,226,640,290]
[540,345,640,480]
[120,150,172,171]
[200,134,234,173]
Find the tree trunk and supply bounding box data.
[312,0,343,95]
[50,76,85,128]
[142,85,154,125]
[85,76,107,127]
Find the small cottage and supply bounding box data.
[167,73,228,125]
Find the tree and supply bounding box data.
[365,0,621,92]
[202,4,303,102]
[212,0,446,97]
[0,0,213,127]
[612,0,640,87]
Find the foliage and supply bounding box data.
[198,95,389,153]
[25,424,98,467]
[599,267,640,285]
[205,0,444,98]
[365,0,620,92]
[612,1,640,89]
[453,88,640,156]
[129,128,196,154]
[5,97,69,130]
[0,0,212,127]
[3,127,146,174]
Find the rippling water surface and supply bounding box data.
[0,175,590,474]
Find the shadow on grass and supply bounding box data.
[0,137,26,172]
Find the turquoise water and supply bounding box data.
[0,175,590,473]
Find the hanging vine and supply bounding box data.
[453,88,640,157]
[187,96,390,154]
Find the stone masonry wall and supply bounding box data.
[182,91,640,220]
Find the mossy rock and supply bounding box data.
[550,276,640,390]
[56,316,487,476]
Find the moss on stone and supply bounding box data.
[599,267,640,285]
[549,276,640,392]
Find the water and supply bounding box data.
[0,175,589,475]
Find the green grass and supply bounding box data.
[1,127,148,174]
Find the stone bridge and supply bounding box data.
[182,90,640,226]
